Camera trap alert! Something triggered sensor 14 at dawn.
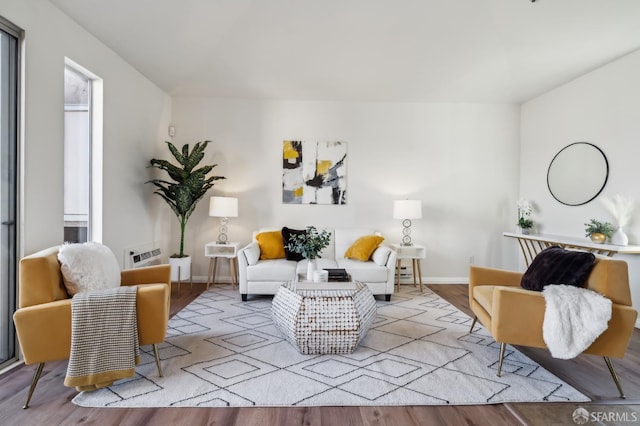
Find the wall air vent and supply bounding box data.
[124,242,162,269]
[131,248,161,268]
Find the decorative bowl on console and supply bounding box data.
[589,233,606,244]
[584,219,613,244]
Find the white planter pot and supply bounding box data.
[169,256,191,281]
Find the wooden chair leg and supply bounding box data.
[603,356,625,398]
[497,342,506,377]
[23,362,45,409]
[153,344,164,377]
[469,316,478,333]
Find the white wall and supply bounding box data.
[170,98,521,280]
[3,0,171,264]
[521,48,640,319]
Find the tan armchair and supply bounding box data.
[468,255,637,398]
[12,246,171,408]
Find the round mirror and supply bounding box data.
[547,142,608,206]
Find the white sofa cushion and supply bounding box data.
[246,259,297,281]
[338,259,389,282]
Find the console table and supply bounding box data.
[503,232,640,267]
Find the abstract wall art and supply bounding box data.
[282,140,347,205]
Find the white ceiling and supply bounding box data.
[50,0,640,103]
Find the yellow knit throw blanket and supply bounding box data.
[64,286,139,391]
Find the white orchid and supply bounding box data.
[516,198,534,231]
[517,198,533,217]
[601,195,634,227]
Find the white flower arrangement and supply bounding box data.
[517,198,534,230]
[517,199,533,217]
[601,195,634,228]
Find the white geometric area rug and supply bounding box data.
[73,285,589,407]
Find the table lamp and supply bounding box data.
[393,199,422,246]
[209,196,238,244]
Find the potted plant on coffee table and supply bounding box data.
[584,219,614,244]
[286,226,331,280]
[148,141,225,281]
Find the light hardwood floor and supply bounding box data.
[1,283,638,426]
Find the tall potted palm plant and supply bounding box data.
[148,140,225,280]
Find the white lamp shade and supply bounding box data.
[209,196,238,217]
[393,199,422,219]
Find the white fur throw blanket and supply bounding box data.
[542,284,611,359]
[64,286,139,391]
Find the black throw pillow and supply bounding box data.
[520,246,596,292]
[282,227,306,261]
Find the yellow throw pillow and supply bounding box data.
[344,235,385,261]
[256,231,286,260]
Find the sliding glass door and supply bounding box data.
[0,19,19,367]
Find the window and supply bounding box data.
[0,16,20,368]
[63,61,102,243]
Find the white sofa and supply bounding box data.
[237,228,397,301]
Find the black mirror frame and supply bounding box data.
[546,142,609,206]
